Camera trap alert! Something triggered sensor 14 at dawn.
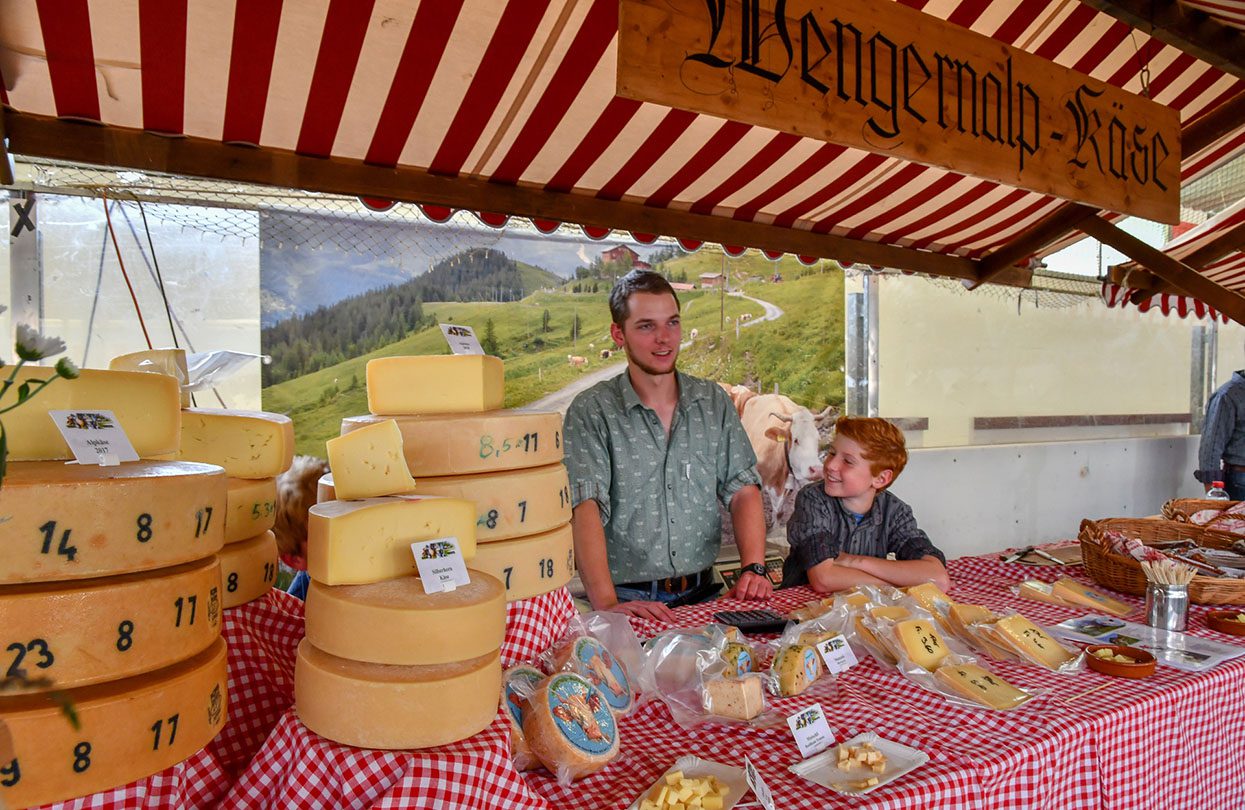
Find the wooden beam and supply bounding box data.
[1123,220,1245,303]
[1079,214,1245,326]
[1079,0,1245,81]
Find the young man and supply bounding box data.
[781,416,949,593]
[564,270,773,622]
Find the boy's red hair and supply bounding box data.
[834,417,907,484]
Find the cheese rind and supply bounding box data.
[294,640,501,750]
[340,410,563,476]
[219,530,278,608]
[551,636,634,715]
[521,673,619,780]
[934,663,1031,710]
[0,460,225,584]
[304,572,505,665]
[0,557,222,693]
[109,348,190,407]
[324,419,417,500]
[0,640,228,810]
[225,477,278,544]
[894,620,950,671]
[704,674,764,720]
[366,355,504,415]
[468,524,575,601]
[177,409,294,479]
[307,495,478,585]
[0,368,181,460]
[502,664,545,771]
[772,644,822,696]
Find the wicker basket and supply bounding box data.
[1078,518,1245,606]
[1161,498,1241,523]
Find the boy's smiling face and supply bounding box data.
[822,434,893,503]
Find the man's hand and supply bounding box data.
[726,570,774,601]
[605,599,676,622]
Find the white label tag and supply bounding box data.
[817,634,859,674]
[786,703,835,758]
[742,755,776,810]
[411,537,471,593]
[439,324,484,355]
[48,410,140,466]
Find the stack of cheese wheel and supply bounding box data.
[0,365,230,808]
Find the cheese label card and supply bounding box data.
[412,537,471,593]
[440,323,484,355]
[744,754,777,810]
[49,409,140,466]
[816,634,859,674]
[787,703,835,758]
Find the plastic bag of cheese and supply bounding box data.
[972,612,1084,674]
[501,663,545,771]
[522,672,621,784]
[642,625,779,729]
[544,618,639,717]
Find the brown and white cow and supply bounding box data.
[568,355,588,368]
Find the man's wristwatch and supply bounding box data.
[741,563,768,578]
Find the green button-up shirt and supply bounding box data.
[563,369,761,583]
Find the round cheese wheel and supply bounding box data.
[218,530,278,609]
[0,557,222,694]
[304,572,505,665]
[521,673,619,780]
[294,640,501,750]
[722,642,755,676]
[0,639,228,810]
[551,637,634,715]
[340,411,563,476]
[0,460,226,585]
[773,644,822,697]
[502,664,544,771]
[224,477,277,544]
[177,409,294,479]
[468,524,574,602]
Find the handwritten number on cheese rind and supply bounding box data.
[136,513,153,543]
[263,562,275,583]
[0,759,19,786]
[226,573,238,593]
[174,595,198,626]
[502,567,513,589]
[116,620,135,652]
[195,507,213,537]
[479,435,495,459]
[518,501,527,522]
[72,742,91,773]
[150,714,180,750]
[38,520,78,561]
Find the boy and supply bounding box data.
[781,417,949,593]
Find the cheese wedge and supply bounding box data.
[772,644,822,696]
[324,419,417,500]
[992,615,1076,670]
[219,530,278,608]
[1050,578,1132,617]
[704,674,764,720]
[1016,580,1068,607]
[109,348,190,406]
[225,476,278,544]
[366,355,504,415]
[894,619,950,671]
[935,662,1031,710]
[502,664,544,771]
[522,673,619,780]
[721,642,754,676]
[905,582,952,614]
[177,408,294,479]
[468,524,575,601]
[870,606,911,621]
[551,636,634,715]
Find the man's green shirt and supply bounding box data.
[563,369,761,583]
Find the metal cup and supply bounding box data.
[1145,583,1189,632]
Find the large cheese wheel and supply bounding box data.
[0,640,228,810]
[0,557,222,693]
[0,368,181,461]
[218,530,278,608]
[225,477,277,544]
[468,524,574,601]
[176,409,294,479]
[521,673,619,780]
[0,461,225,585]
[551,637,634,715]
[304,572,505,665]
[502,665,544,771]
[294,640,501,750]
[366,355,503,415]
[340,410,563,476]
[108,348,190,407]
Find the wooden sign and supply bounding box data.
[618,0,1181,223]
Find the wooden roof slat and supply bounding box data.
[1079,0,1245,80]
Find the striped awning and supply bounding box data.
[1,0,1243,274]
[1114,196,1245,286]
[1101,281,1231,320]
[1182,0,1245,30]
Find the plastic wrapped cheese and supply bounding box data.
[772,644,822,696]
[703,673,765,720]
[550,636,634,716]
[521,673,619,783]
[720,642,754,677]
[502,664,545,771]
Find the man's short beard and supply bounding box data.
[624,347,677,377]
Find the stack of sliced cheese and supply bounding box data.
[0,361,229,808]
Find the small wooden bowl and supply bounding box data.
[1205,610,1245,636]
[1085,644,1156,678]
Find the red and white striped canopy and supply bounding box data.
[1182,0,1245,30]
[1,0,1243,264]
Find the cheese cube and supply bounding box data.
[772,644,822,696]
[934,662,1031,710]
[177,408,295,478]
[702,796,723,810]
[704,674,764,720]
[665,771,683,786]
[366,355,503,415]
[894,619,950,670]
[325,419,417,500]
[993,615,1076,670]
[109,347,191,406]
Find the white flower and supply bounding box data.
[55,357,80,379]
[15,324,67,361]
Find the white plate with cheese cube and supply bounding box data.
[629,756,749,810]
[788,732,928,796]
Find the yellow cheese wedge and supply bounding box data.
[905,583,954,631]
[177,409,294,479]
[218,530,278,608]
[1050,578,1132,617]
[109,348,190,407]
[307,495,477,585]
[304,572,505,666]
[340,410,563,476]
[0,557,221,693]
[521,672,619,780]
[0,368,180,460]
[0,640,227,810]
[934,662,1031,710]
[1016,580,1068,607]
[704,674,764,720]
[225,476,277,544]
[294,640,500,749]
[366,355,504,415]
[324,419,417,500]
[992,615,1076,670]
[894,619,950,671]
[0,460,225,585]
[468,524,575,601]
[870,606,911,621]
[721,642,755,676]
[772,644,822,696]
[947,603,1000,646]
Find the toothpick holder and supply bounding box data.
[1145,583,1189,632]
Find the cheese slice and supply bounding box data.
[1016,580,1069,607]
[502,664,544,771]
[468,524,574,601]
[304,572,505,666]
[551,636,634,715]
[947,603,999,639]
[294,640,501,750]
[1050,578,1132,617]
[177,408,294,479]
[905,583,955,631]
[0,557,221,693]
[934,662,1031,710]
[0,368,180,460]
[0,640,227,810]
[366,355,504,415]
[324,419,417,500]
[894,619,950,671]
[521,672,619,780]
[109,348,191,406]
[225,477,278,544]
[219,530,278,608]
[704,674,764,720]
[307,495,477,585]
[992,615,1076,670]
[870,606,911,621]
[340,410,563,476]
[721,642,755,676]
[772,644,822,696]
[0,460,225,584]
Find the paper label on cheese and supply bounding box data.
[722,642,754,676]
[816,635,859,674]
[569,637,632,712]
[412,537,472,593]
[503,665,545,728]
[49,409,140,466]
[786,703,835,758]
[546,673,617,756]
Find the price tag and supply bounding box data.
[742,755,776,810]
[816,634,859,674]
[49,410,140,466]
[411,537,471,593]
[440,324,484,355]
[786,703,835,758]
